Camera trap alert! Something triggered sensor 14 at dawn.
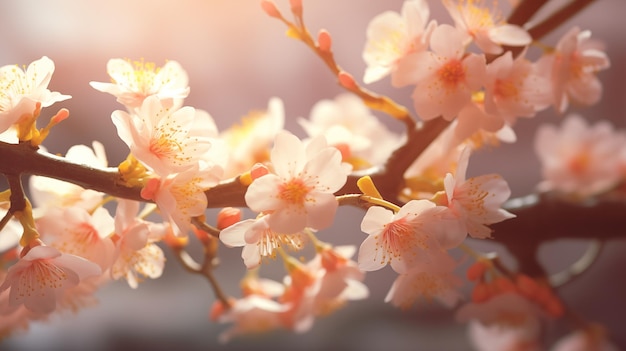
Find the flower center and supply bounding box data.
[278,178,311,206]
[494,79,519,99]
[437,60,465,89]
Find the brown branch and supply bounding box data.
[491,193,626,276]
[527,0,598,41]
[507,0,550,26]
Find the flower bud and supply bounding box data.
[261,0,281,18]
[317,29,332,52]
[217,207,241,230]
[338,71,357,90]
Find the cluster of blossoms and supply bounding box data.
[363,0,609,140]
[0,0,622,349]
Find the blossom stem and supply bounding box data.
[272,8,414,129]
[171,246,231,310]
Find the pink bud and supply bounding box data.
[250,163,269,180]
[290,0,303,17]
[338,71,357,90]
[317,29,332,52]
[140,178,160,200]
[261,0,281,18]
[217,207,241,230]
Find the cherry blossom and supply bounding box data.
[299,93,403,168]
[89,58,189,110]
[110,199,165,288]
[278,255,325,334]
[36,206,116,271]
[245,131,351,234]
[443,0,531,55]
[483,51,552,125]
[362,0,435,84]
[220,97,285,178]
[219,215,305,269]
[141,164,221,235]
[385,250,462,309]
[457,293,546,351]
[307,244,368,316]
[0,245,101,315]
[467,319,542,351]
[534,115,626,197]
[536,27,610,113]
[443,147,515,239]
[0,56,71,134]
[358,199,463,274]
[214,294,290,343]
[112,96,214,177]
[394,24,486,121]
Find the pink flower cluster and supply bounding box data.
[363,0,609,139]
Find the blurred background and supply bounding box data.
[1,0,625,350]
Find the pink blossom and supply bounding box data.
[395,24,486,121]
[141,165,220,235]
[214,295,290,343]
[358,199,464,274]
[112,96,214,177]
[534,115,626,197]
[279,257,325,334]
[0,56,70,134]
[219,215,305,269]
[362,0,435,84]
[299,93,403,168]
[0,245,101,315]
[536,27,610,113]
[454,100,505,141]
[384,251,462,309]
[484,51,552,125]
[457,293,545,351]
[220,97,285,178]
[467,319,542,351]
[443,0,531,55]
[443,147,515,239]
[245,131,351,234]
[89,58,189,110]
[307,245,368,315]
[110,199,165,288]
[36,206,116,271]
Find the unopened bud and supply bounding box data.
[261,0,281,18]
[163,228,189,249]
[250,163,269,180]
[471,282,490,303]
[515,274,541,299]
[317,29,332,52]
[289,0,303,17]
[338,71,357,90]
[493,276,517,294]
[217,207,241,230]
[466,261,488,281]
